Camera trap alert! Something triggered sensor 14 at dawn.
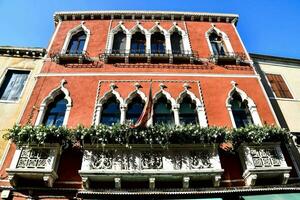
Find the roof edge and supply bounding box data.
[250,53,300,65]
[0,46,46,58]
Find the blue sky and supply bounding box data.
[0,0,299,59]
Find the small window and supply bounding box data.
[66,31,86,54]
[112,31,126,54]
[171,31,183,54]
[230,92,253,128]
[126,96,145,124]
[266,74,293,99]
[43,94,67,127]
[179,96,198,124]
[100,95,120,125]
[151,32,165,54]
[209,32,226,56]
[0,70,29,101]
[130,31,146,54]
[153,95,174,124]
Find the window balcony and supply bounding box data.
[6,144,61,187]
[50,51,92,64]
[209,52,247,65]
[101,49,200,64]
[79,144,223,189]
[238,143,291,186]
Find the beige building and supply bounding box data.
[0,46,45,160]
[251,53,300,133]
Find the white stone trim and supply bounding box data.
[205,25,234,55]
[168,23,191,53]
[107,21,130,53]
[129,22,150,53]
[226,81,262,128]
[61,22,90,54]
[149,22,170,53]
[35,79,72,126]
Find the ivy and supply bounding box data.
[4,123,289,147]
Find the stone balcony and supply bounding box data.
[238,142,291,186]
[6,144,61,187]
[79,144,223,189]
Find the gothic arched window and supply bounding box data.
[153,95,174,124]
[230,92,253,128]
[151,32,165,54]
[209,32,226,56]
[112,31,126,54]
[126,96,145,124]
[43,94,67,127]
[130,31,146,54]
[171,31,183,54]
[66,31,86,54]
[179,96,198,124]
[100,95,121,125]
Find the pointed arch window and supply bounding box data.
[209,31,226,56]
[126,96,145,124]
[66,31,86,54]
[153,95,174,124]
[100,95,121,125]
[230,92,253,128]
[130,31,146,54]
[179,96,198,124]
[151,32,165,54]
[171,31,183,54]
[112,31,126,54]
[43,94,67,127]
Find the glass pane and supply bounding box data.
[130,32,146,54]
[230,92,253,128]
[67,31,86,54]
[126,96,145,124]
[179,96,198,124]
[153,96,174,124]
[112,31,126,53]
[43,94,67,127]
[151,32,165,54]
[100,96,121,125]
[171,32,183,54]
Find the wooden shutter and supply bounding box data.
[266,74,293,98]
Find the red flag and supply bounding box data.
[132,81,153,128]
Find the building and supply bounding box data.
[0,46,45,161]
[0,11,299,199]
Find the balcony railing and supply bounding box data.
[238,142,291,186]
[6,144,61,187]
[100,49,200,64]
[50,51,92,64]
[209,52,247,65]
[79,144,223,189]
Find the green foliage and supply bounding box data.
[4,123,289,147]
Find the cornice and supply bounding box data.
[250,53,300,66]
[53,10,239,25]
[0,46,46,59]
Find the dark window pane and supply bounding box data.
[112,31,126,53]
[151,32,165,54]
[0,70,29,101]
[126,96,145,124]
[209,32,226,56]
[179,96,198,124]
[100,95,120,125]
[171,31,183,54]
[230,92,253,128]
[153,96,174,124]
[130,32,146,54]
[43,94,67,127]
[67,31,86,54]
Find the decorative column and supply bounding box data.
[165,33,172,54]
[120,104,127,124]
[173,104,180,125]
[94,104,103,125]
[197,105,208,127]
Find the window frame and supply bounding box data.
[265,73,294,100]
[0,68,31,103]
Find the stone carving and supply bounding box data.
[91,151,113,169]
[16,148,52,169]
[141,152,163,169]
[189,150,212,169]
[250,148,281,168]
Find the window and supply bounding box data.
[100,95,120,125]
[112,31,126,54]
[153,95,174,124]
[230,92,253,128]
[66,31,86,54]
[0,70,29,101]
[209,32,226,56]
[43,94,67,127]
[130,31,146,54]
[171,31,183,54]
[126,96,145,124]
[151,32,165,54]
[179,96,198,124]
[266,74,293,99]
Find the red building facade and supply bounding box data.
[0,11,297,199]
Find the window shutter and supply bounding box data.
[266,74,293,99]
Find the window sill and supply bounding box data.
[0,99,20,104]
[269,97,299,102]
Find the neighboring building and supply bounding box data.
[0,11,298,199]
[0,46,45,160]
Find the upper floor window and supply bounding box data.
[266,74,293,99]
[209,32,226,56]
[131,31,146,54]
[171,31,183,54]
[151,32,165,54]
[0,70,29,101]
[153,95,174,124]
[179,96,198,124]
[112,31,126,54]
[100,95,120,125]
[43,94,67,127]
[230,92,253,128]
[126,96,145,124]
[66,31,86,54]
